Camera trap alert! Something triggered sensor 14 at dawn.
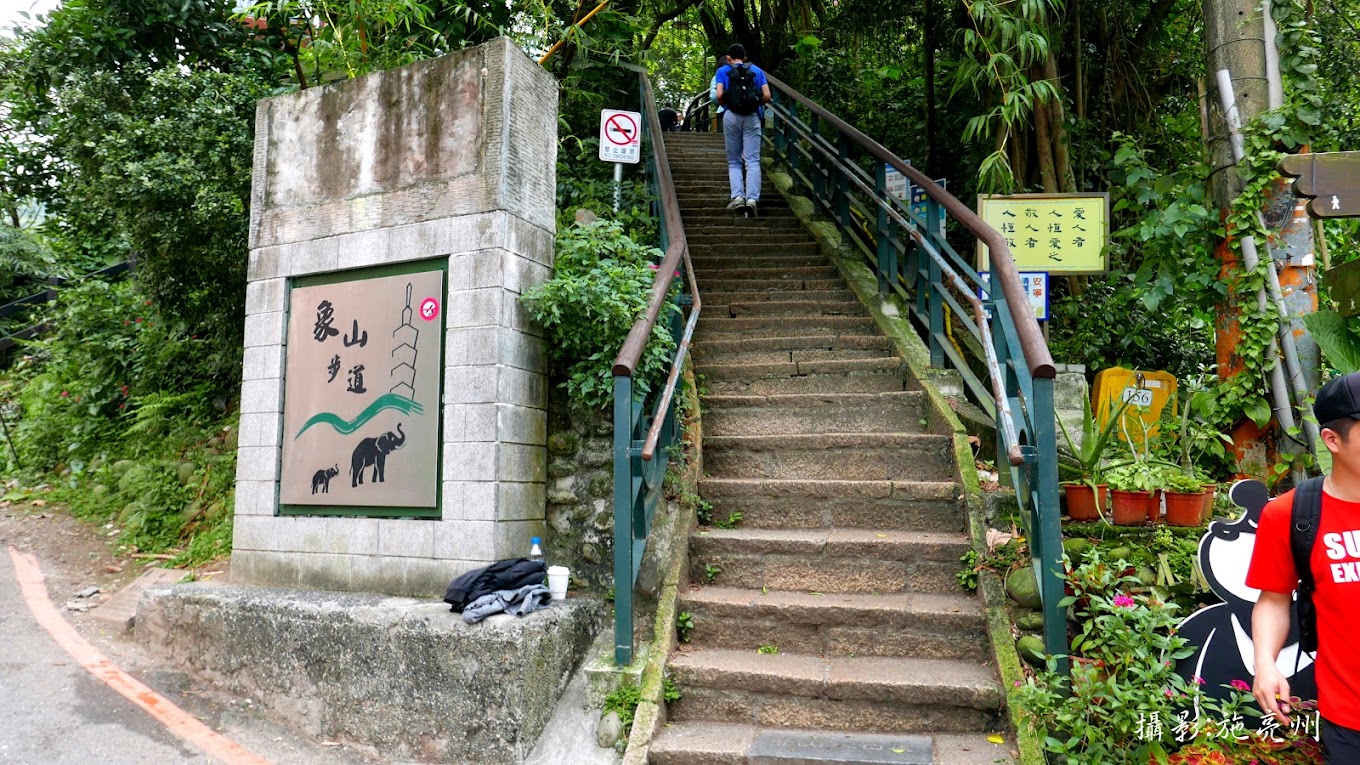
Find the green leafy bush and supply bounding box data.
[9,279,227,469]
[521,219,677,411]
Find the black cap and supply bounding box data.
[1314,372,1360,427]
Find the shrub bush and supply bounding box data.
[522,219,678,411]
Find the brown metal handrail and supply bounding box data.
[611,73,699,461]
[763,72,1055,382]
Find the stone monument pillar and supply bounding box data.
[232,38,557,596]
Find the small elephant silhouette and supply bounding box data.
[351,423,406,487]
[311,465,339,494]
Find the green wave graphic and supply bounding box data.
[295,393,424,438]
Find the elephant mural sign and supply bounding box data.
[279,268,444,511]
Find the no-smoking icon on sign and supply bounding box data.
[599,109,641,165]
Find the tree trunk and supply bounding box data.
[1044,51,1076,192]
[1032,68,1059,193]
[1074,7,1085,120]
[924,0,939,177]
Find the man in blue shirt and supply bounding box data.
[714,44,771,216]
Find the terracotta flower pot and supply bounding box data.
[1166,491,1207,527]
[1064,483,1109,521]
[1110,490,1154,526]
[1147,489,1165,524]
[1200,484,1217,522]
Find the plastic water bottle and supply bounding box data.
[529,536,544,563]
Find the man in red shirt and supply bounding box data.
[1249,371,1360,762]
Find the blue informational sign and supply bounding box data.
[882,164,947,230]
[910,179,948,230]
[977,270,1050,321]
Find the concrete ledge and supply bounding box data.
[137,583,607,764]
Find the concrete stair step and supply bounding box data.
[665,650,1001,733]
[703,289,857,305]
[696,348,890,366]
[679,586,987,661]
[701,357,905,395]
[687,527,968,595]
[697,478,964,533]
[702,355,902,381]
[697,334,889,354]
[703,367,905,396]
[691,266,839,282]
[684,225,808,238]
[691,244,824,260]
[709,300,865,318]
[679,197,789,209]
[649,723,1014,765]
[696,315,877,337]
[703,277,847,292]
[687,232,814,245]
[684,215,804,229]
[698,389,922,435]
[703,432,953,482]
[679,200,790,212]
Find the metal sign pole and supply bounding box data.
[613,162,623,212]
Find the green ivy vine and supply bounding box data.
[1212,0,1323,473]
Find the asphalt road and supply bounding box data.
[0,551,212,765]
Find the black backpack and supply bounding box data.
[1290,476,1324,654]
[724,63,761,116]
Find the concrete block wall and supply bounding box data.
[232,38,558,597]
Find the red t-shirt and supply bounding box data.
[1246,488,1360,729]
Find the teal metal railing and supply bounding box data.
[610,71,699,667]
[763,74,1066,670]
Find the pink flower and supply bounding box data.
[1164,688,1174,698]
[1013,680,1022,687]
[647,263,659,270]
[1193,675,1206,685]
[1231,679,1251,692]
[60,391,68,398]
[1112,594,1135,608]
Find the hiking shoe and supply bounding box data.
[726,196,746,210]
[744,199,758,218]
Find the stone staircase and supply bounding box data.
[647,132,1011,764]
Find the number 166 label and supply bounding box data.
[1121,387,1153,408]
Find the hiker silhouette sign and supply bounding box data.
[279,269,444,509]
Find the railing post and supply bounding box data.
[925,195,945,367]
[874,163,892,294]
[785,100,800,177]
[772,92,787,155]
[835,133,851,231]
[810,114,825,205]
[613,374,635,666]
[1032,376,1067,675]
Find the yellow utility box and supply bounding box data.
[1092,367,1178,442]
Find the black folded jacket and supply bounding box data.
[443,558,547,613]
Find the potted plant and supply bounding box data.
[1164,471,1208,527]
[1058,397,1131,522]
[1106,462,1168,526]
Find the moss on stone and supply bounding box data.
[589,474,612,499]
[547,432,579,457]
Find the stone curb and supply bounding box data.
[621,361,703,765]
[767,167,1045,765]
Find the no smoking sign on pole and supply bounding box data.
[599,109,641,164]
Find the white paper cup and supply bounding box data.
[547,565,569,600]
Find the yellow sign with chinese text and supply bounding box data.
[976,193,1110,275]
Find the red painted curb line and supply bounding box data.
[7,546,272,765]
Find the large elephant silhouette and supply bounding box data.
[350,423,406,487]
